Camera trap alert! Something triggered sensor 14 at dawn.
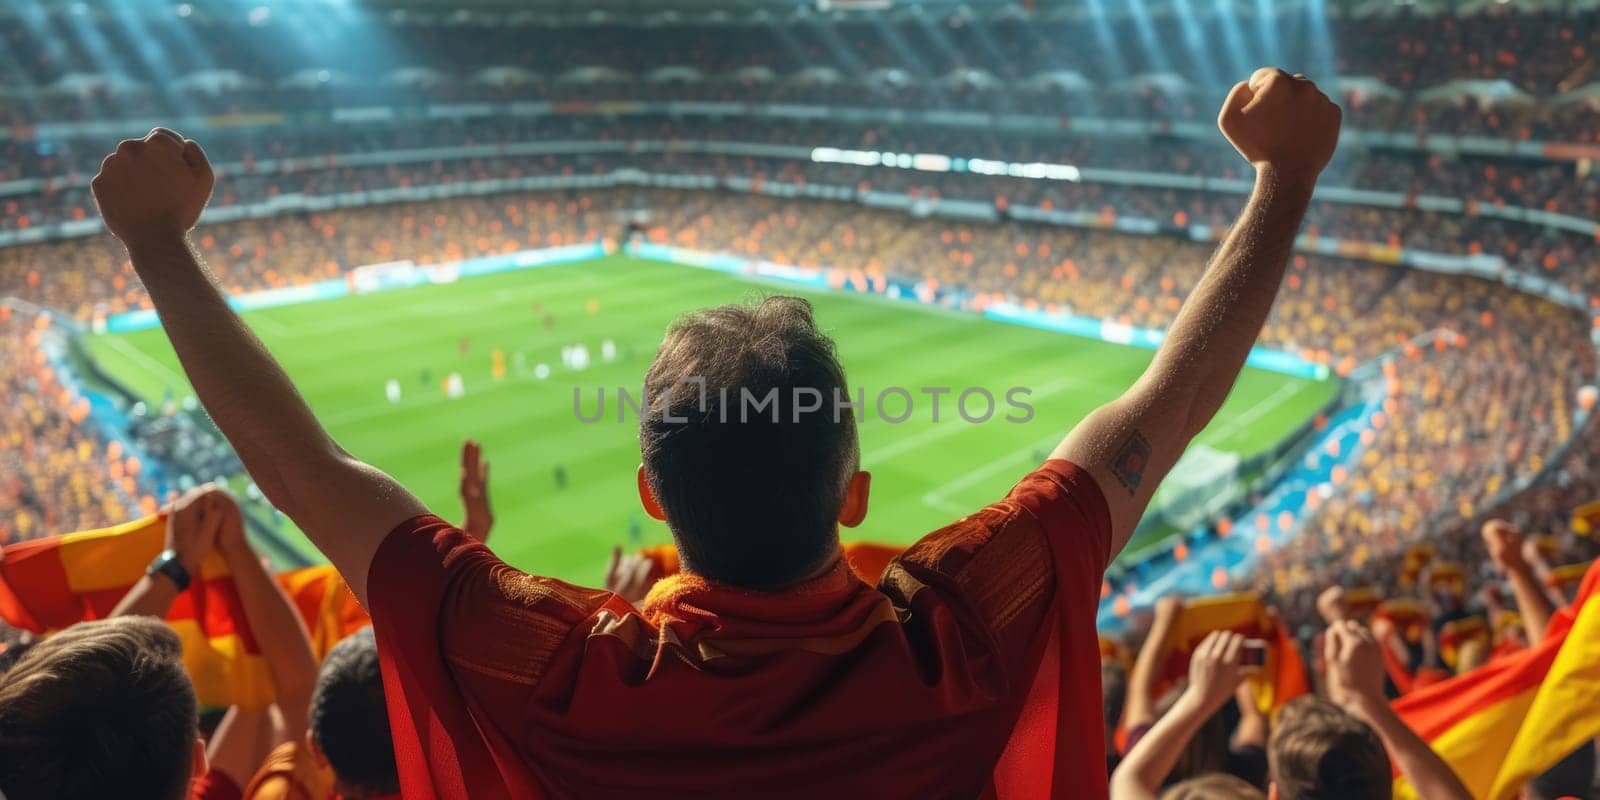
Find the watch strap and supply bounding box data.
[147,549,192,592]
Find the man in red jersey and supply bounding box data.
[90,67,1339,799]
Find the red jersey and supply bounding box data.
[367,460,1112,799]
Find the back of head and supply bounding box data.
[1162,773,1267,800]
[0,616,197,800]
[640,296,858,589]
[310,628,398,797]
[1269,696,1392,800]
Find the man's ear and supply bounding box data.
[637,465,666,521]
[191,737,208,780]
[837,471,871,528]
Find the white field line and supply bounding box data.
[246,312,290,338]
[864,373,1103,463]
[101,335,188,390]
[921,431,1068,514]
[917,377,1318,514]
[319,368,548,429]
[1192,380,1312,448]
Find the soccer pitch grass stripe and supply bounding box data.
[85,256,1337,584]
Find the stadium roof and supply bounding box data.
[348,0,1594,11]
[17,0,1598,24]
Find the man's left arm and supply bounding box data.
[91,129,426,604]
[1052,69,1340,558]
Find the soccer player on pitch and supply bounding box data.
[91,68,1339,798]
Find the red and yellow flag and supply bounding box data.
[1570,499,1600,535]
[1343,585,1383,617]
[1375,597,1427,641]
[1391,558,1600,799]
[1157,592,1309,714]
[1428,561,1466,597]
[1436,615,1489,671]
[0,515,369,709]
[1545,559,1593,592]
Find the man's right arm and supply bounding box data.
[1052,69,1341,559]
[91,129,425,604]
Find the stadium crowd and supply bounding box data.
[0,14,1598,796]
[3,173,1598,794]
[0,305,140,542]
[5,115,1600,303]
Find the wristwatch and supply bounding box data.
[147,549,192,592]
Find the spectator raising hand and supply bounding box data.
[1482,519,1526,572]
[1185,632,1263,712]
[111,484,228,619]
[1324,620,1385,711]
[107,484,320,796]
[1324,621,1473,800]
[1481,519,1556,642]
[605,546,656,605]
[459,439,494,543]
[91,128,214,253]
[1111,631,1261,800]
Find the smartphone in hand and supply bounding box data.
[1241,638,1269,667]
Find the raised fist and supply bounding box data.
[1316,584,1347,623]
[164,483,232,576]
[1324,620,1385,714]
[91,128,214,250]
[1481,518,1526,572]
[1218,68,1342,181]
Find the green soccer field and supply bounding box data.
[86,255,1337,585]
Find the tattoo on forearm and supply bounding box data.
[1110,430,1152,496]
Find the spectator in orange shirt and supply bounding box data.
[240,629,397,800]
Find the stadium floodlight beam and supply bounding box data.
[18,1,69,77]
[1303,0,1340,88]
[152,3,220,76]
[1084,0,1130,81]
[868,15,933,78]
[1254,0,1282,72]
[56,0,144,117]
[1125,0,1174,75]
[805,12,868,75]
[958,14,1016,83]
[107,0,189,109]
[1169,0,1221,90]
[1210,0,1252,84]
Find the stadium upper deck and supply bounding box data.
[1,1,1598,140]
